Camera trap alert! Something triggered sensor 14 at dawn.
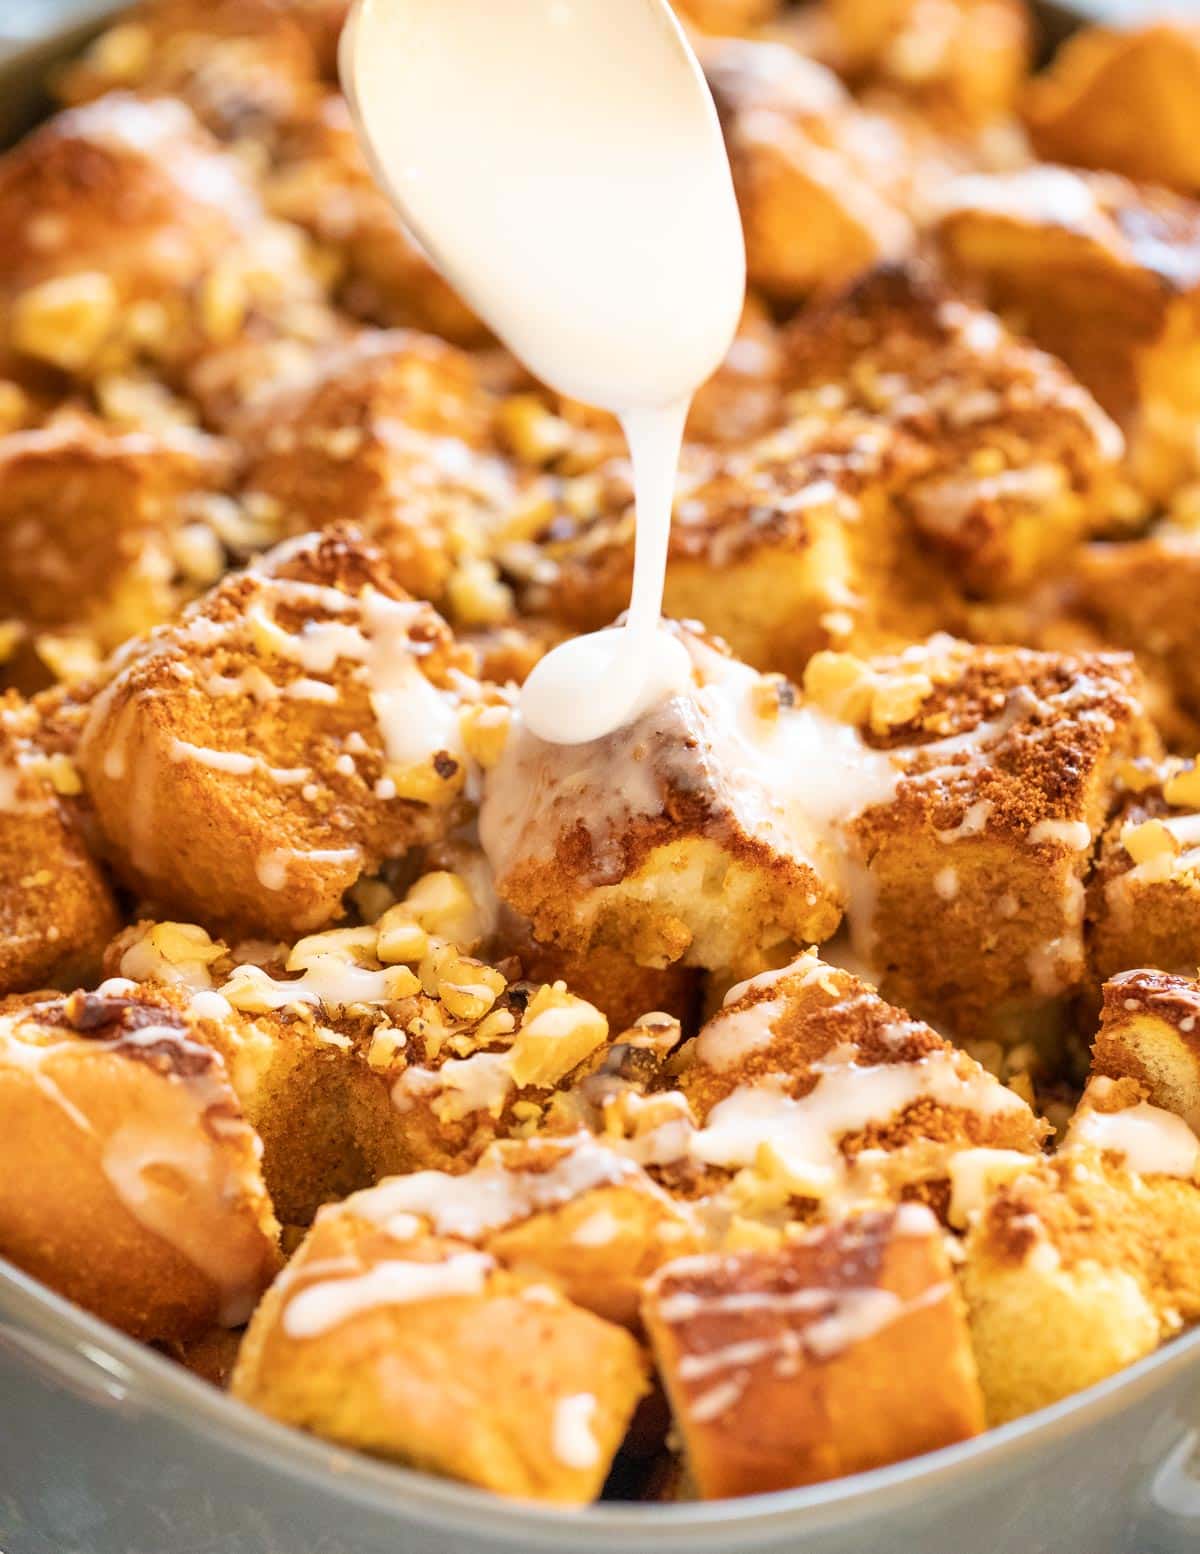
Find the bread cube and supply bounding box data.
[56,0,330,146]
[235,329,519,610]
[932,165,1200,500]
[1088,762,1200,989]
[0,692,119,996]
[110,879,651,1211]
[643,1206,984,1497]
[961,1142,1200,1423]
[0,95,327,384]
[0,983,280,1341]
[479,626,845,971]
[233,1201,647,1503]
[0,419,234,651]
[824,0,1030,126]
[1025,22,1200,193]
[1064,529,1200,750]
[78,529,491,938]
[670,950,1046,1212]
[703,39,916,301]
[1093,968,1200,1134]
[784,264,1125,597]
[532,425,867,678]
[809,638,1158,1041]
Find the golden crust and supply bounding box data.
[234,329,519,609]
[0,418,234,648]
[1025,23,1200,193]
[824,0,1030,127]
[78,528,488,938]
[232,1194,648,1503]
[0,95,327,383]
[961,1150,1200,1423]
[0,982,279,1341]
[0,692,119,996]
[784,264,1125,597]
[1093,968,1200,1134]
[703,39,916,300]
[932,165,1200,499]
[668,951,1046,1211]
[643,1207,984,1497]
[835,638,1158,1040]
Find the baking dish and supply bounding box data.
[2,1255,1199,1553]
[1,4,1199,1552]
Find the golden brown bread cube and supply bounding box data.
[1092,968,1200,1134]
[960,1130,1200,1424]
[265,95,484,343]
[1025,22,1200,193]
[234,329,519,613]
[823,0,1030,127]
[784,264,1125,598]
[109,877,655,1213]
[0,983,280,1342]
[479,625,845,972]
[1061,529,1200,751]
[932,165,1200,500]
[232,1200,648,1503]
[0,94,326,385]
[1087,763,1200,990]
[0,419,234,652]
[55,0,335,144]
[0,692,119,996]
[643,1206,985,1497]
[807,638,1158,1042]
[703,39,916,301]
[666,950,1046,1212]
[78,529,491,938]
[334,1132,699,1329]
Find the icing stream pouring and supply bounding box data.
[341,0,746,743]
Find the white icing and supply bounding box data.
[351,1136,639,1242]
[552,1393,601,1470]
[1027,818,1092,850]
[168,739,309,786]
[689,1044,1027,1195]
[283,1251,495,1339]
[393,1050,514,1121]
[254,846,362,894]
[219,953,411,1012]
[1065,1082,1200,1180]
[693,998,784,1071]
[946,1147,1037,1228]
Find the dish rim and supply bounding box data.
[4,1253,1199,1549]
